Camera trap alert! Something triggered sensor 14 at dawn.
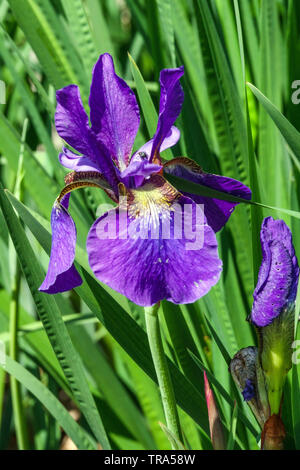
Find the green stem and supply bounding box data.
[145,304,182,448]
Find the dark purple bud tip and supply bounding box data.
[242,379,255,401]
[251,217,299,327]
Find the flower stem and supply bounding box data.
[145,304,182,447]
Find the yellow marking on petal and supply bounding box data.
[122,175,180,234]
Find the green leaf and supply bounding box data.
[257,0,289,209]
[7,0,89,98]
[162,301,205,393]
[128,53,158,137]
[227,401,238,450]
[60,0,99,75]
[0,112,59,217]
[123,351,171,450]
[238,0,259,84]
[68,326,155,449]
[0,289,71,395]
[193,0,248,183]
[233,0,263,282]
[156,0,176,67]
[0,185,110,449]
[159,421,185,450]
[84,0,115,60]
[0,29,59,173]
[248,82,300,162]
[192,0,255,305]
[1,356,96,450]
[0,24,55,115]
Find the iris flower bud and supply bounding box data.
[250,217,299,415]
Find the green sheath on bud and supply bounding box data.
[259,305,295,415]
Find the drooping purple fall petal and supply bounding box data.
[164,157,252,232]
[86,175,222,306]
[150,68,184,162]
[251,217,299,327]
[89,53,140,169]
[39,194,82,294]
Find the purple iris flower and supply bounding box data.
[39,53,251,306]
[251,217,299,327]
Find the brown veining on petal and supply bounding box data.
[57,171,115,203]
[163,156,203,175]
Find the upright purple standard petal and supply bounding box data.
[59,147,101,173]
[121,127,180,188]
[251,217,299,327]
[119,152,162,188]
[55,85,96,158]
[39,194,82,294]
[150,68,184,162]
[89,53,140,169]
[164,157,252,232]
[55,84,119,192]
[87,175,222,306]
[135,126,181,159]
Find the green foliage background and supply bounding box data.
[0,0,300,450]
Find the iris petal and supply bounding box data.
[86,175,222,306]
[89,53,140,169]
[55,84,118,191]
[150,68,184,161]
[251,217,299,327]
[55,85,93,157]
[242,379,255,402]
[134,126,181,160]
[59,147,101,173]
[164,157,252,232]
[39,194,82,294]
[121,127,180,188]
[119,155,162,188]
